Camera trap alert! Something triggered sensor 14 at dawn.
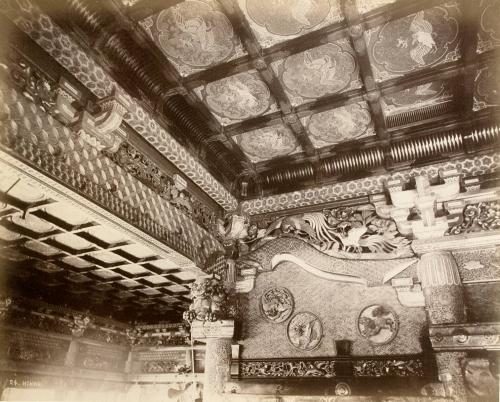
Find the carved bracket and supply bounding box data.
[391,278,425,308]
[378,168,462,239]
[76,88,131,153]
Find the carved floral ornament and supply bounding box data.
[183,276,237,323]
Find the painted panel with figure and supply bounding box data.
[139,0,247,76]
[365,2,461,82]
[238,0,344,48]
[271,39,362,106]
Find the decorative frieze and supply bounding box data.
[446,201,500,235]
[110,142,218,232]
[353,358,425,377]
[236,356,426,379]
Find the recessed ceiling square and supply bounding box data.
[237,0,344,48]
[271,38,362,106]
[84,225,130,246]
[381,80,455,116]
[43,202,93,227]
[365,2,461,82]
[301,101,376,148]
[194,70,278,126]
[139,0,247,77]
[233,124,302,163]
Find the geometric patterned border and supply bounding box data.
[2,0,237,211]
[241,154,500,215]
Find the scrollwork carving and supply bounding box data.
[353,358,424,377]
[240,360,336,378]
[446,201,500,235]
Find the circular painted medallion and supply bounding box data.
[156,0,235,68]
[372,7,459,74]
[357,305,399,345]
[287,312,323,350]
[246,0,331,36]
[205,73,271,120]
[307,103,372,147]
[236,125,299,162]
[260,287,294,323]
[282,43,356,98]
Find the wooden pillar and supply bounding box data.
[417,251,467,401]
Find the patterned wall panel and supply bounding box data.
[477,0,500,54]
[241,153,500,214]
[239,262,426,359]
[233,124,302,162]
[1,0,237,210]
[2,86,222,265]
[301,101,375,148]
[237,0,344,48]
[381,80,455,116]
[271,38,362,106]
[365,2,461,82]
[194,70,278,126]
[139,0,247,77]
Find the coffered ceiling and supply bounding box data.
[2,0,500,200]
[0,175,198,323]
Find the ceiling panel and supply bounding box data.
[301,101,376,148]
[271,38,362,106]
[237,0,344,48]
[139,0,247,77]
[355,0,398,14]
[233,124,302,162]
[194,70,278,126]
[381,80,455,116]
[473,65,500,111]
[365,2,462,82]
[477,0,500,54]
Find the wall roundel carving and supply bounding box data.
[287,311,323,350]
[357,305,399,345]
[260,287,294,323]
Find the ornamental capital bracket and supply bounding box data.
[75,87,132,153]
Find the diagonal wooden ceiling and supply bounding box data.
[8,0,499,202]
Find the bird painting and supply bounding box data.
[409,11,437,66]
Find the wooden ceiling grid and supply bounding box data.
[10,0,500,198]
[0,179,196,323]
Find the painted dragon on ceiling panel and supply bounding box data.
[234,125,301,163]
[302,102,375,148]
[198,72,275,124]
[273,40,361,105]
[366,3,460,82]
[140,0,245,76]
[477,0,500,53]
[382,81,454,116]
[238,0,343,48]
